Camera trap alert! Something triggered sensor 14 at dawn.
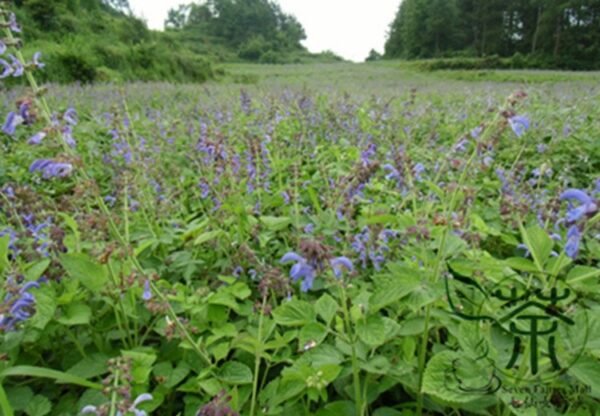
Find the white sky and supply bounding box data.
[128,0,401,62]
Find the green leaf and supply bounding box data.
[24,395,51,416]
[567,266,600,284]
[0,235,9,273]
[370,275,420,313]
[218,361,253,385]
[121,350,157,384]
[315,401,355,416]
[28,286,56,330]
[315,294,338,326]
[57,213,81,250]
[67,353,109,379]
[5,386,32,411]
[260,216,292,231]
[519,224,553,272]
[24,260,50,281]
[194,230,224,246]
[57,303,92,326]
[0,384,14,416]
[0,366,102,389]
[397,317,426,336]
[272,300,316,326]
[60,253,108,292]
[298,322,328,349]
[422,350,497,403]
[569,356,600,398]
[504,257,539,273]
[356,315,386,347]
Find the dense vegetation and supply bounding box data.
[6,0,337,84]
[8,0,215,83]
[2,3,600,416]
[384,0,600,69]
[164,0,340,64]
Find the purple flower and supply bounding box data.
[63,108,78,125]
[0,58,12,78]
[0,41,6,55]
[29,159,73,179]
[454,138,469,152]
[62,125,76,147]
[382,164,401,181]
[565,225,582,259]
[28,131,47,145]
[304,224,314,234]
[508,115,530,138]
[413,163,425,181]
[560,189,598,222]
[142,280,152,301]
[330,256,353,278]
[8,13,21,33]
[0,278,42,332]
[8,54,23,77]
[360,143,377,167]
[2,112,23,136]
[470,126,483,139]
[32,52,45,69]
[280,251,316,292]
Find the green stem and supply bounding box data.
[108,366,120,416]
[339,282,363,416]
[250,295,267,416]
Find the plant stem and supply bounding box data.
[339,282,363,416]
[250,295,267,416]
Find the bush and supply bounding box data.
[238,36,269,61]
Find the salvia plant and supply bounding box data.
[0,3,599,416]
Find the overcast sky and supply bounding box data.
[128,0,401,62]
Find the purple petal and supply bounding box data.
[280,252,305,264]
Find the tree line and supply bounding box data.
[384,0,600,69]
[165,0,307,63]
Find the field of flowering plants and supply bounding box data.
[2,11,600,416]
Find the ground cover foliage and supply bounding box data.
[1,14,600,416]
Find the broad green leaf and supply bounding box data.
[315,401,355,416]
[57,303,92,326]
[567,266,600,284]
[28,285,56,330]
[193,230,224,246]
[60,253,108,292]
[24,395,51,416]
[24,260,50,281]
[569,356,600,398]
[121,350,157,384]
[298,322,328,349]
[504,257,539,273]
[397,317,426,336]
[519,224,553,271]
[0,366,102,389]
[356,315,386,347]
[218,361,253,385]
[370,276,420,313]
[5,386,32,411]
[315,294,338,326]
[422,350,498,403]
[272,300,316,326]
[67,353,109,379]
[260,216,292,231]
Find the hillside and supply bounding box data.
[7,0,342,84]
[10,0,214,83]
